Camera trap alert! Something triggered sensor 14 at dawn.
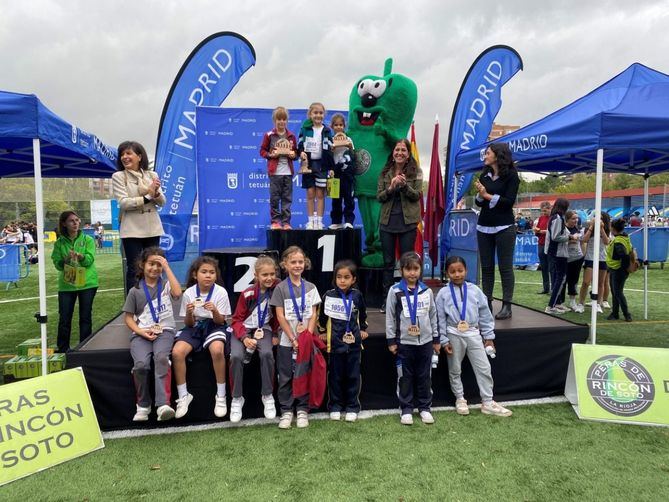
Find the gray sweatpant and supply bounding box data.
[446,334,494,403]
[270,175,292,225]
[130,330,175,408]
[229,329,275,398]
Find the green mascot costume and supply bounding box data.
[348,58,417,267]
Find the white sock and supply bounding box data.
[177,383,188,399]
[217,383,226,398]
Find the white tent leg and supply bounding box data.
[589,149,604,344]
[643,175,649,320]
[33,138,49,376]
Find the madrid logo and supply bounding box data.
[587,355,655,417]
[227,172,238,189]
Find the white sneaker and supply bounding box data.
[554,304,570,313]
[261,394,276,419]
[481,401,513,417]
[574,303,585,313]
[156,404,175,421]
[344,223,354,229]
[455,398,470,416]
[175,393,193,419]
[229,397,243,422]
[133,405,150,422]
[328,223,344,230]
[305,219,314,230]
[602,301,611,309]
[278,412,293,429]
[330,411,341,421]
[596,304,603,314]
[569,299,578,311]
[400,413,413,425]
[544,306,564,315]
[315,219,324,230]
[420,411,435,424]
[345,412,358,422]
[296,410,309,428]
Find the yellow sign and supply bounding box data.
[0,368,104,486]
[565,344,669,426]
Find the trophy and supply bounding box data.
[274,138,293,157]
[332,132,350,148]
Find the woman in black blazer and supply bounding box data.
[474,143,520,320]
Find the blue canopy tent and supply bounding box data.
[454,63,669,341]
[0,90,117,374]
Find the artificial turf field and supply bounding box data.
[1,246,668,500]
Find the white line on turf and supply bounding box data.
[102,396,569,440]
[0,288,123,304]
[496,279,669,295]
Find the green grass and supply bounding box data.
[0,242,125,355]
[2,254,669,499]
[4,404,669,500]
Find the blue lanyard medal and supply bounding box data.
[255,289,270,340]
[449,282,470,332]
[288,279,307,334]
[403,281,420,336]
[339,289,355,344]
[142,278,163,334]
[194,283,215,308]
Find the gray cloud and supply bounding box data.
[2,0,668,173]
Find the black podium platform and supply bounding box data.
[68,299,588,430]
[266,228,362,295]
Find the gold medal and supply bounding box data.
[193,297,204,308]
[457,320,470,332]
[152,323,163,334]
[408,324,420,336]
[342,331,355,344]
[254,328,264,340]
[296,321,306,334]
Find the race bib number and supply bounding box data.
[323,296,350,322]
[282,296,314,321]
[304,137,320,154]
[399,295,430,318]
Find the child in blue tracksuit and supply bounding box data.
[386,252,439,426]
[436,255,512,417]
[328,114,356,229]
[318,260,368,422]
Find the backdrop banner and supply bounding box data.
[195,107,357,251]
[442,45,523,259]
[513,231,539,266]
[565,344,669,427]
[0,368,104,486]
[154,32,256,260]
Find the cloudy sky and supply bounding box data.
[2,0,668,173]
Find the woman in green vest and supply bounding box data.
[605,218,632,322]
[51,211,99,352]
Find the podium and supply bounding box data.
[202,247,280,306]
[266,229,362,296]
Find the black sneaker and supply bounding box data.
[606,313,619,321]
[537,290,550,295]
[624,314,633,322]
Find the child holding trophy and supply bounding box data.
[260,106,298,230]
[328,114,356,229]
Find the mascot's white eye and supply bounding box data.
[357,79,387,99]
[368,80,387,98]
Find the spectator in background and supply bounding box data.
[51,211,98,352]
[94,221,104,249]
[558,210,585,312]
[533,201,552,295]
[629,211,641,227]
[606,218,633,322]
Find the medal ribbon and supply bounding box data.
[257,287,270,328]
[400,279,419,326]
[339,289,353,334]
[287,279,306,323]
[195,283,215,303]
[142,277,162,324]
[449,282,468,322]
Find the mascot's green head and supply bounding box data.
[348,58,417,141]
